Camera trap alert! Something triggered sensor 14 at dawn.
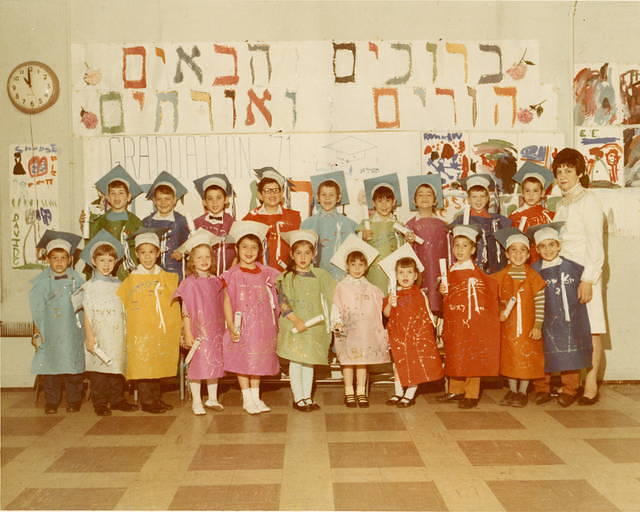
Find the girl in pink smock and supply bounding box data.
[174,229,226,416]
[222,221,280,415]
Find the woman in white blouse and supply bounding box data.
[552,148,605,405]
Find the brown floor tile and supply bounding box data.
[546,409,640,428]
[169,484,279,510]
[6,487,126,510]
[1,416,64,436]
[487,479,619,511]
[436,411,525,430]
[328,441,424,468]
[321,388,389,406]
[1,447,26,466]
[207,414,288,433]
[458,440,564,466]
[188,444,284,470]
[46,446,155,473]
[585,438,640,463]
[333,481,447,511]
[85,416,176,436]
[608,384,640,401]
[325,412,406,432]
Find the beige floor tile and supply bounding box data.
[325,411,406,431]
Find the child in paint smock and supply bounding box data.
[222,221,281,415]
[330,234,390,407]
[277,230,336,412]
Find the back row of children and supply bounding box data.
[31,148,597,416]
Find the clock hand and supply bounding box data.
[26,68,32,87]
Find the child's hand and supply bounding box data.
[578,281,593,304]
[293,318,308,333]
[361,229,373,242]
[332,322,345,336]
[390,294,398,308]
[499,309,508,322]
[530,327,542,340]
[181,336,193,349]
[170,250,183,261]
[229,328,240,342]
[31,333,43,349]
[405,231,416,243]
[438,283,448,295]
[84,336,96,353]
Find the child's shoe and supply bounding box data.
[204,399,224,412]
[499,391,516,406]
[557,393,577,408]
[458,398,479,409]
[396,397,415,408]
[141,402,166,414]
[436,393,463,402]
[66,402,81,413]
[255,400,271,413]
[356,394,370,408]
[192,402,206,416]
[95,405,111,416]
[535,392,554,405]
[512,392,528,408]
[44,404,57,414]
[385,395,403,405]
[292,399,312,412]
[304,398,321,411]
[344,394,357,408]
[110,400,138,412]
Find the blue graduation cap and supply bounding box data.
[514,162,554,190]
[495,226,530,249]
[310,171,350,206]
[363,173,402,209]
[459,173,495,192]
[80,229,124,265]
[407,174,444,210]
[448,223,481,242]
[36,230,82,256]
[193,173,234,199]
[131,226,170,249]
[145,171,188,201]
[94,164,143,199]
[527,222,565,245]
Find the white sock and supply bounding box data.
[250,386,260,403]
[189,381,202,406]
[519,380,530,394]
[289,362,304,402]
[394,379,404,397]
[508,378,518,393]
[241,388,255,407]
[301,364,314,399]
[206,381,219,403]
[404,385,417,400]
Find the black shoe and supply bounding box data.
[344,394,357,408]
[396,397,416,408]
[511,392,528,408]
[577,394,599,406]
[66,402,81,413]
[436,393,464,402]
[305,399,321,411]
[157,399,173,410]
[458,398,479,409]
[557,393,578,408]
[535,392,554,405]
[356,394,370,408]
[385,395,403,405]
[95,405,111,416]
[292,399,312,412]
[141,402,166,414]
[110,401,139,412]
[44,404,57,414]
[499,391,516,406]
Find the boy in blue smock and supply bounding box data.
[30,230,85,414]
[301,171,357,280]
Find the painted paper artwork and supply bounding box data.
[421,132,469,186]
[577,128,625,188]
[9,144,60,269]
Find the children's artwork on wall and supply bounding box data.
[468,133,518,194]
[9,144,60,269]
[421,132,470,186]
[576,127,625,187]
[623,127,640,187]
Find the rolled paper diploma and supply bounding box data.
[463,205,470,225]
[518,216,528,232]
[185,212,196,233]
[362,204,371,231]
[82,205,91,238]
[393,223,424,244]
[185,337,202,365]
[502,296,517,320]
[291,314,324,334]
[93,347,113,366]
[233,311,242,342]
[439,258,448,289]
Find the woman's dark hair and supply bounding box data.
[552,148,586,177]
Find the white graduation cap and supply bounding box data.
[37,230,82,256]
[450,224,481,242]
[227,220,269,244]
[330,233,380,273]
[175,228,225,256]
[513,162,554,190]
[280,229,318,248]
[132,226,169,249]
[378,244,425,282]
[460,173,495,192]
[80,229,124,264]
[495,226,530,249]
[527,222,565,246]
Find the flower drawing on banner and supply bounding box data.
[506,49,535,80]
[517,101,546,124]
[80,108,98,129]
[83,62,102,86]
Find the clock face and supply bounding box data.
[7,61,60,114]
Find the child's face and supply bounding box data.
[522,180,543,207]
[373,196,395,217]
[203,187,226,215]
[468,189,489,211]
[506,243,530,266]
[258,183,283,209]
[191,245,212,274]
[93,254,116,276]
[346,257,367,279]
[153,190,177,215]
[453,237,475,263]
[237,237,260,266]
[537,239,561,261]
[136,243,160,270]
[317,185,340,211]
[106,185,131,212]
[293,243,314,271]
[396,265,418,288]
[47,249,70,274]
[414,185,436,211]
[555,164,580,192]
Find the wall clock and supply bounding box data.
[7,61,60,114]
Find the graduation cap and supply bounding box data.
[175,228,225,256]
[254,167,287,189]
[330,233,380,272]
[363,173,402,209]
[227,220,269,244]
[513,162,554,190]
[145,171,188,201]
[449,223,482,242]
[495,226,530,249]
[37,230,82,256]
[527,222,565,246]
[281,229,318,248]
[459,173,495,192]
[193,173,234,199]
[310,171,350,205]
[131,226,169,249]
[407,174,444,210]
[378,244,425,282]
[80,229,124,264]
[94,164,143,198]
